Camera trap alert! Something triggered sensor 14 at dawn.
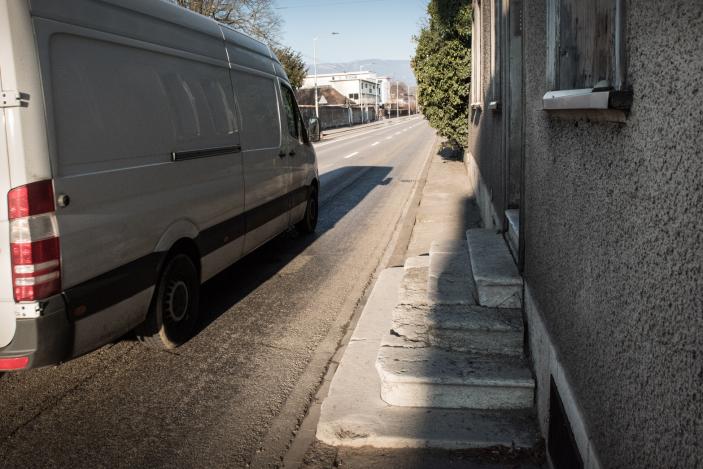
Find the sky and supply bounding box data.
[274,0,429,64]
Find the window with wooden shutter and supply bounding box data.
[544,0,631,114]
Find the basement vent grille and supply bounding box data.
[548,376,584,469]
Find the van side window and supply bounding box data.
[230,70,281,150]
[49,34,238,175]
[280,85,299,140]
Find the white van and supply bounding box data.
[0,0,319,370]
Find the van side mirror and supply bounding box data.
[307,117,321,142]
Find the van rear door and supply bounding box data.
[0,102,15,348]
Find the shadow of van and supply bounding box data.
[191,165,393,335]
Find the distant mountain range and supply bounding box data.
[306,59,416,86]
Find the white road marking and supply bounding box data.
[371,142,379,146]
[344,152,359,159]
[315,120,408,148]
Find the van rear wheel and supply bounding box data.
[137,254,199,349]
[296,185,318,234]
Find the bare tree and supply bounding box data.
[175,0,282,44]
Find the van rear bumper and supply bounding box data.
[0,296,72,370]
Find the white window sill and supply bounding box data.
[542,88,610,110]
[470,102,483,110]
[542,88,632,123]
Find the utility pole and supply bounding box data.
[359,77,364,124]
[313,37,319,119]
[313,33,340,120]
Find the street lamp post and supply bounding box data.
[313,33,340,120]
[313,37,319,118]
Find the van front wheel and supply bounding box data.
[137,254,200,349]
[296,185,318,234]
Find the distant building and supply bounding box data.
[302,71,384,124]
[295,85,352,107]
[302,72,381,107]
[375,75,392,104]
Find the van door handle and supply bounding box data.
[278,150,286,158]
[288,150,296,156]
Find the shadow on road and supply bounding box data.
[195,165,393,335]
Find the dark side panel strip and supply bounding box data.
[63,253,163,320]
[64,184,313,320]
[171,145,242,162]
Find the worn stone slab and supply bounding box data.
[428,250,476,305]
[389,304,524,356]
[316,267,540,449]
[466,229,522,308]
[376,347,534,410]
[404,255,430,270]
[429,239,467,254]
[397,261,429,306]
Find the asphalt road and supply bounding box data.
[0,115,435,468]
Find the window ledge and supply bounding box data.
[488,100,501,111]
[470,102,483,110]
[542,88,609,110]
[543,88,632,110]
[543,88,632,123]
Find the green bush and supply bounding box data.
[412,0,471,148]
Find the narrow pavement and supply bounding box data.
[0,116,433,468]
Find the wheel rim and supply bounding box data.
[164,279,189,323]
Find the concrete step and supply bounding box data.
[376,347,534,410]
[466,229,522,308]
[388,303,524,356]
[397,256,430,306]
[428,240,477,305]
[317,267,541,450]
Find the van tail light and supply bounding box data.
[0,356,30,371]
[8,180,61,302]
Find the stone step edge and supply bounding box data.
[376,347,535,389]
[391,303,523,333]
[466,228,522,287]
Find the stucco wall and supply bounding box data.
[522,0,703,467]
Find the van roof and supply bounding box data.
[157,0,286,79]
[29,0,286,80]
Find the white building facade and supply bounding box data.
[302,71,386,107]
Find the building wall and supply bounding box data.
[520,0,703,467]
[303,74,380,106]
[378,76,392,104]
[467,0,506,230]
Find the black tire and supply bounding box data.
[137,254,200,349]
[296,184,318,234]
